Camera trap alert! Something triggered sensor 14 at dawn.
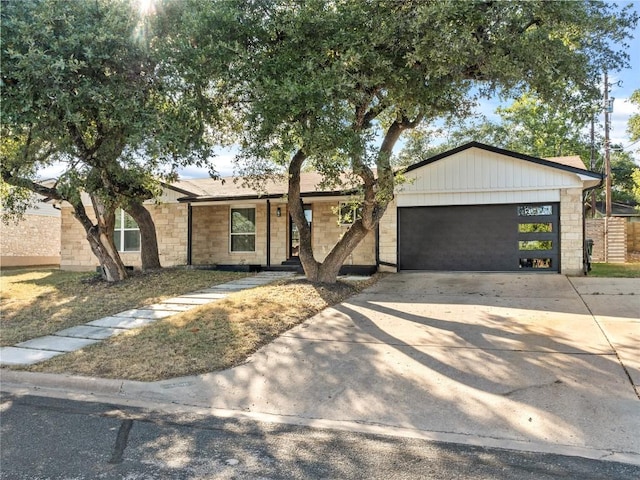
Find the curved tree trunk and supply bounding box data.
[287,116,409,284]
[124,200,161,270]
[287,149,321,280]
[84,195,128,282]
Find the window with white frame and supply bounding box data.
[114,209,140,252]
[230,207,256,252]
[338,202,362,225]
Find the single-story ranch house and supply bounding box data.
[60,142,602,275]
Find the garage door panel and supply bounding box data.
[398,203,559,272]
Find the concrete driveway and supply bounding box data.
[5,273,639,463]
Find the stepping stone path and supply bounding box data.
[0,271,295,366]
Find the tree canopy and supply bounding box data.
[178,0,637,282]
[1,0,214,280]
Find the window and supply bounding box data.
[338,202,362,225]
[114,209,140,252]
[518,223,553,233]
[230,207,256,252]
[517,205,553,216]
[519,240,553,250]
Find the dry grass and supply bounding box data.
[21,276,379,381]
[0,268,249,346]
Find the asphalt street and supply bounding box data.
[1,392,639,480]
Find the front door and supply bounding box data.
[289,205,312,258]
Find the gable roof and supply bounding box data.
[404,141,602,179]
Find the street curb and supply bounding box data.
[2,369,639,468]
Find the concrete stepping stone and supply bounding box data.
[204,283,252,291]
[55,325,126,340]
[16,336,99,352]
[178,292,228,300]
[114,309,175,320]
[192,289,230,296]
[0,347,65,366]
[143,303,195,312]
[161,297,216,305]
[87,316,156,329]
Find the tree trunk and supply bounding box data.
[287,149,322,280]
[85,195,128,282]
[124,200,161,270]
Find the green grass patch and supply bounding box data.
[588,263,640,278]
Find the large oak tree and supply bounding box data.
[178,0,637,283]
[1,0,213,280]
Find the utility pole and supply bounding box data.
[604,71,613,218]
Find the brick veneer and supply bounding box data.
[0,214,61,267]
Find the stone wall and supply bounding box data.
[191,203,268,266]
[60,203,188,270]
[377,199,398,272]
[311,202,376,265]
[559,188,584,275]
[190,201,376,267]
[0,214,61,267]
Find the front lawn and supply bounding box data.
[0,268,249,346]
[13,275,378,381]
[588,262,640,278]
[1,267,378,380]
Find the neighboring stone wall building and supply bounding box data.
[1,201,61,268]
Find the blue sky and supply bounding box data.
[180,9,640,179]
[39,4,640,180]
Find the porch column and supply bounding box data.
[187,203,192,266]
[266,199,271,267]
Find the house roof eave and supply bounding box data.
[402,141,603,180]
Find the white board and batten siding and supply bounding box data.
[397,147,585,207]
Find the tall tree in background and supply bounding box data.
[1,0,213,280]
[398,92,595,163]
[181,0,636,283]
[627,90,640,206]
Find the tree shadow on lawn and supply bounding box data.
[183,288,639,451]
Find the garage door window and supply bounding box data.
[518,223,553,233]
[518,205,553,216]
[519,240,553,250]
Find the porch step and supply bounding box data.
[265,262,303,273]
[280,257,302,267]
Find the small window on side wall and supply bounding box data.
[230,207,256,252]
[338,202,362,226]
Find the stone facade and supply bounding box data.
[310,201,375,265]
[190,200,376,267]
[559,188,585,275]
[377,199,398,272]
[0,213,61,267]
[60,202,188,271]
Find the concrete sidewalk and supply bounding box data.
[2,273,639,465]
[0,271,294,366]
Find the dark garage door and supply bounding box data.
[398,203,559,272]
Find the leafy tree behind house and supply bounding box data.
[178,0,636,283]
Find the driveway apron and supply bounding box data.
[154,272,639,458]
